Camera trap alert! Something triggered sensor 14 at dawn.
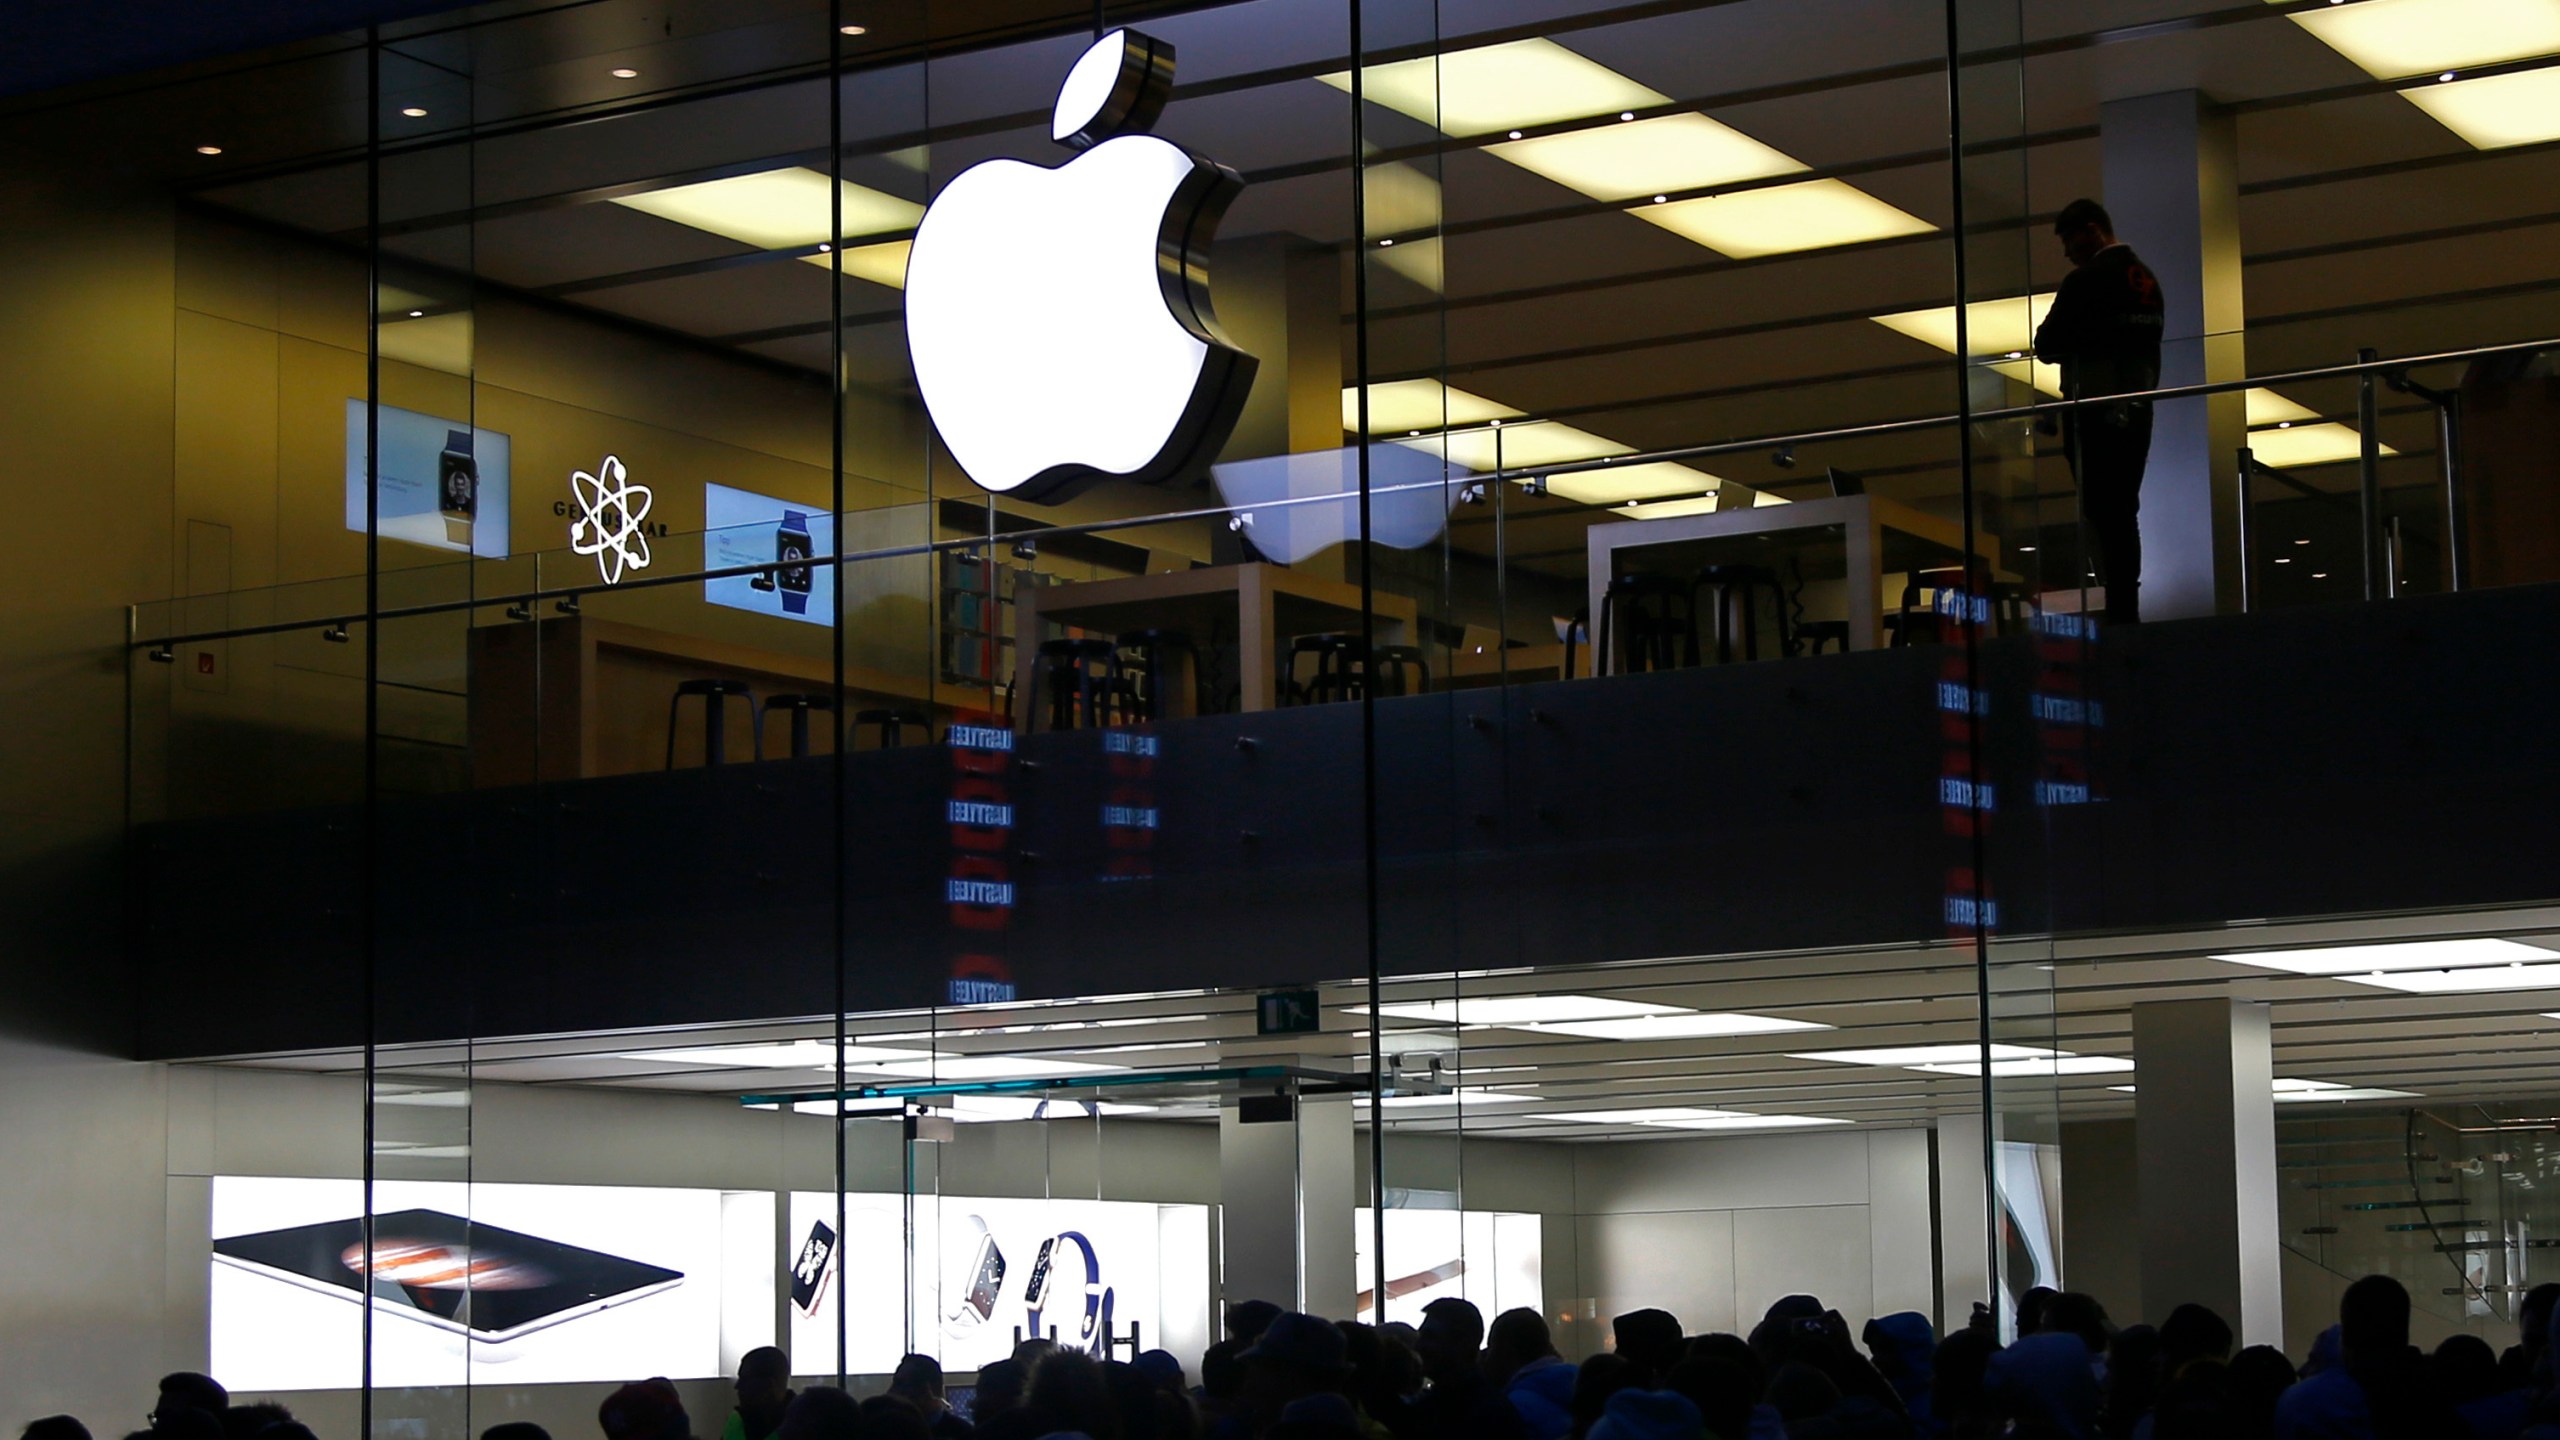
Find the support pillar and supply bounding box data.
[2133,997,2282,1346]
[1219,1084,1355,1318]
[1935,1108,1992,1335]
[2102,91,2248,620]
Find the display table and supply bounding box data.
[469,615,940,783]
[1583,494,2001,655]
[1012,562,1421,720]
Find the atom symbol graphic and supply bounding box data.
[568,454,653,584]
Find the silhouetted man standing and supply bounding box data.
[2034,197,2165,625]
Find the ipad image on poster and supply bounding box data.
[213,1177,728,1392]
[214,1208,684,1344]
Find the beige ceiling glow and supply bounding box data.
[1316,37,1667,136]
[610,167,923,249]
[2277,0,2560,79]
[1326,36,1935,259]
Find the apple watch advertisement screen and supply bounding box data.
[705,483,836,626]
[1353,1207,1545,1329]
[904,29,1255,503]
[786,1191,1211,1373]
[343,400,512,556]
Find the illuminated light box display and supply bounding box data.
[786,1191,1213,1373]
[904,29,1255,501]
[705,483,837,625]
[210,1177,755,1391]
[1354,1206,1544,1329]
[342,400,512,556]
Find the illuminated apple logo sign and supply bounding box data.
[905,29,1257,503]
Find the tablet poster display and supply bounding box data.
[705,482,835,626]
[1354,1207,1543,1329]
[210,1177,737,1391]
[785,1192,1212,1373]
[342,400,513,556]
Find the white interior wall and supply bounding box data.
[3,1060,1948,1438]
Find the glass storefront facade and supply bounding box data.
[8,0,2560,1428]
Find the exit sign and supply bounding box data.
[1257,989,1321,1036]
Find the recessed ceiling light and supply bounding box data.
[611,67,640,78]
[840,24,869,35]
[2313,571,2330,578]
[196,145,224,156]
[1526,1012,1834,1041]
[611,166,922,249]
[1343,379,1524,435]
[2280,0,2560,80]
[2276,557,2293,565]
[1619,110,1636,121]
[1508,129,1524,139]
[1486,113,1803,202]
[406,309,424,318]
[1369,994,1684,1027]
[2294,538,2312,545]
[1642,178,1935,259]
[401,106,429,118]
[803,238,912,290]
[2018,544,2039,553]
[1549,1107,1850,1131]
[2403,65,2560,149]
[1315,37,1666,137]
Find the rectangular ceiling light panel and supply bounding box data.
[620,1041,935,1068]
[2284,0,2560,79]
[2245,388,2324,427]
[1371,994,1684,1026]
[1873,294,2056,360]
[803,239,913,290]
[1545,460,1723,506]
[1345,379,1524,436]
[1911,1055,2137,1078]
[1406,419,1629,472]
[1486,113,1806,202]
[1528,1012,1833,1040]
[2211,937,2559,974]
[1549,1107,1849,1130]
[2246,422,2396,468]
[610,167,923,249]
[1317,37,1671,137]
[1789,1043,2056,1066]
[2404,65,2560,148]
[1639,178,1935,259]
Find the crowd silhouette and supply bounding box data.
[34,1273,2560,1440]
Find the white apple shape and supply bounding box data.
[905,29,1256,503]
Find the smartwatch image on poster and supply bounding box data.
[944,1214,1006,1332]
[775,509,813,614]
[1023,1230,1111,1357]
[438,429,479,547]
[790,1218,839,1318]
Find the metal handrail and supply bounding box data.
[129,334,2550,651]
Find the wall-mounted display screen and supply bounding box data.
[342,400,513,557]
[786,1191,1213,1374]
[705,482,835,626]
[1354,1207,1544,1329]
[211,1177,741,1391]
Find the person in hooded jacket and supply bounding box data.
[1863,1315,1938,1438]
[1489,1308,1580,1440]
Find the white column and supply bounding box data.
[1220,1086,1356,1317]
[1936,1108,1992,1334]
[2102,90,2248,620]
[2133,997,2282,1347]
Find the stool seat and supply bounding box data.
[761,692,835,759]
[667,678,760,769]
[1284,632,1366,705]
[853,707,927,748]
[1694,563,1784,665]
[1033,637,1118,731]
[1114,628,1197,722]
[1597,573,1699,676]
